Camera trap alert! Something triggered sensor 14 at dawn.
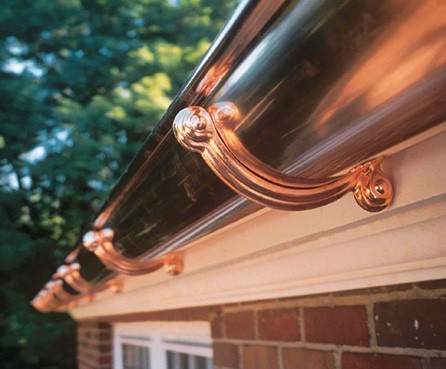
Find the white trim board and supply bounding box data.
[70,128,446,320]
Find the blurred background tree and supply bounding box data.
[0,0,236,368]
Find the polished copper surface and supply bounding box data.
[213,0,446,176]
[44,280,75,304]
[32,0,446,312]
[174,104,393,211]
[91,0,287,229]
[52,263,122,295]
[31,290,63,313]
[196,64,231,96]
[32,280,79,312]
[31,284,96,313]
[83,229,184,276]
[79,0,444,275]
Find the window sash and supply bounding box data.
[114,322,212,369]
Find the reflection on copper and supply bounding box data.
[90,1,289,230]
[31,263,123,313]
[31,286,95,313]
[32,279,78,312]
[93,211,111,229]
[64,247,80,264]
[82,229,184,276]
[196,64,230,96]
[33,0,445,314]
[311,1,446,130]
[31,290,63,313]
[52,263,123,295]
[44,280,74,303]
[173,103,393,212]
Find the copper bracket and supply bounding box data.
[173,103,393,212]
[52,263,123,295]
[31,290,64,312]
[44,280,76,304]
[82,229,184,276]
[31,280,98,313]
[32,280,78,312]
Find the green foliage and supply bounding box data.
[0,0,236,368]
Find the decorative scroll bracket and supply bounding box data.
[82,229,184,276]
[173,103,393,212]
[52,263,123,295]
[44,280,76,304]
[31,290,64,312]
[31,277,102,312]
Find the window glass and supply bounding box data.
[167,351,212,369]
[122,344,150,369]
[196,355,212,369]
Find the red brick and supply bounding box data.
[430,358,446,369]
[342,352,422,369]
[84,351,99,363]
[417,279,446,290]
[77,321,112,369]
[225,311,256,340]
[98,344,111,353]
[78,322,98,329]
[304,306,369,346]
[213,342,239,368]
[374,299,446,350]
[77,328,93,340]
[211,310,225,338]
[282,348,335,369]
[98,355,111,365]
[258,309,300,342]
[242,345,279,369]
[98,322,111,330]
[78,361,93,369]
[98,332,112,341]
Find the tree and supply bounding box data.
[0,1,236,368]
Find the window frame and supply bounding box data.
[113,321,213,369]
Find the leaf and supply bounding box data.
[0,230,34,271]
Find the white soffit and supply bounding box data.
[70,125,446,320]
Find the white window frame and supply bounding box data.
[113,321,212,369]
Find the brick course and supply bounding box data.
[282,348,335,369]
[225,311,256,340]
[211,281,446,369]
[258,308,300,342]
[213,342,239,368]
[77,280,446,369]
[430,358,446,369]
[342,352,423,369]
[210,310,225,339]
[304,305,369,346]
[77,322,112,369]
[242,345,279,369]
[374,299,446,350]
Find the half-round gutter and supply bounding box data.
[32,0,446,312]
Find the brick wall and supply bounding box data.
[77,306,214,369]
[77,322,113,369]
[211,280,446,369]
[77,279,446,369]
